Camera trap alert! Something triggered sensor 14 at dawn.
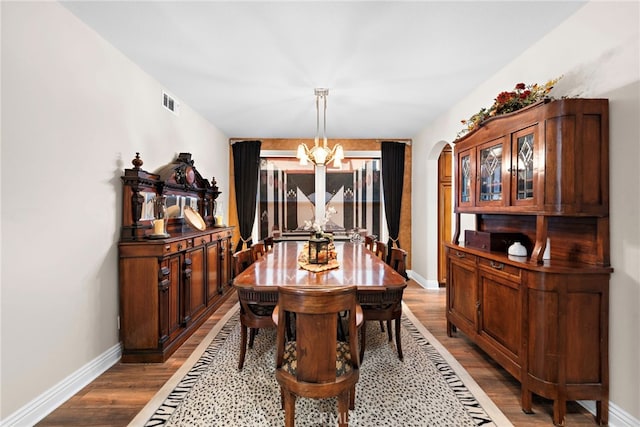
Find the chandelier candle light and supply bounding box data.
[296,88,344,167]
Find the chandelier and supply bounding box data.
[296,88,344,167]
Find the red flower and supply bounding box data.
[519,90,531,99]
[515,83,526,90]
[496,91,513,104]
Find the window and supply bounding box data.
[257,154,383,240]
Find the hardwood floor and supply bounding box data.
[37,281,599,426]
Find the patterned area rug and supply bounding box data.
[130,304,512,426]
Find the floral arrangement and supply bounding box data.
[304,206,337,239]
[299,205,339,269]
[457,77,561,139]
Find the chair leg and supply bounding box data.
[359,322,367,362]
[249,328,257,348]
[238,325,248,370]
[283,390,296,427]
[386,320,392,341]
[395,318,403,361]
[337,390,350,427]
[379,320,385,332]
[349,385,356,410]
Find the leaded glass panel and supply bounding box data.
[516,134,534,200]
[461,155,471,203]
[479,144,502,202]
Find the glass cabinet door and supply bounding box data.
[457,148,475,208]
[461,154,472,203]
[510,126,538,207]
[478,138,505,205]
[516,134,534,199]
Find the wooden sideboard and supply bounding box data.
[118,153,234,362]
[446,99,611,426]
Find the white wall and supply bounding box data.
[0,1,229,421]
[412,1,640,423]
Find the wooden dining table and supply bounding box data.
[234,240,407,361]
[233,240,407,295]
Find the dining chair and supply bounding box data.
[388,247,408,279]
[251,242,266,260]
[362,237,387,333]
[234,248,276,370]
[233,248,254,277]
[364,235,376,252]
[374,240,387,261]
[358,283,407,362]
[263,235,274,251]
[274,286,361,427]
[236,286,277,370]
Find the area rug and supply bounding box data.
[129,303,512,427]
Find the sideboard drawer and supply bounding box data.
[194,235,211,246]
[478,257,521,280]
[449,249,476,265]
[164,240,189,254]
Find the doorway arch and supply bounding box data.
[436,144,453,286]
[426,140,454,288]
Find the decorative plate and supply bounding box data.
[184,206,206,231]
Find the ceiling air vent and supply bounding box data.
[162,91,180,115]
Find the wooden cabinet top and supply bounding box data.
[445,242,613,275]
[453,98,608,149]
[119,227,233,258]
[453,98,609,217]
[450,98,610,267]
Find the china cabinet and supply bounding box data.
[446,99,611,425]
[119,153,234,363]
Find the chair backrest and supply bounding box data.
[233,248,254,276]
[374,240,387,261]
[389,247,408,279]
[364,235,375,252]
[237,286,278,321]
[251,242,266,260]
[263,236,274,251]
[276,286,360,383]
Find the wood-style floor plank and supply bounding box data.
[37,281,599,426]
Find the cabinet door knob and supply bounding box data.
[455,252,466,258]
[177,243,183,250]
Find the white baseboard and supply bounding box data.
[407,270,440,289]
[1,343,121,427]
[578,400,639,427]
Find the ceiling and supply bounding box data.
[61,1,585,141]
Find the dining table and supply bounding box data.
[232,240,407,295]
[233,240,408,360]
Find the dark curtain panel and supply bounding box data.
[233,140,262,252]
[381,141,405,261]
